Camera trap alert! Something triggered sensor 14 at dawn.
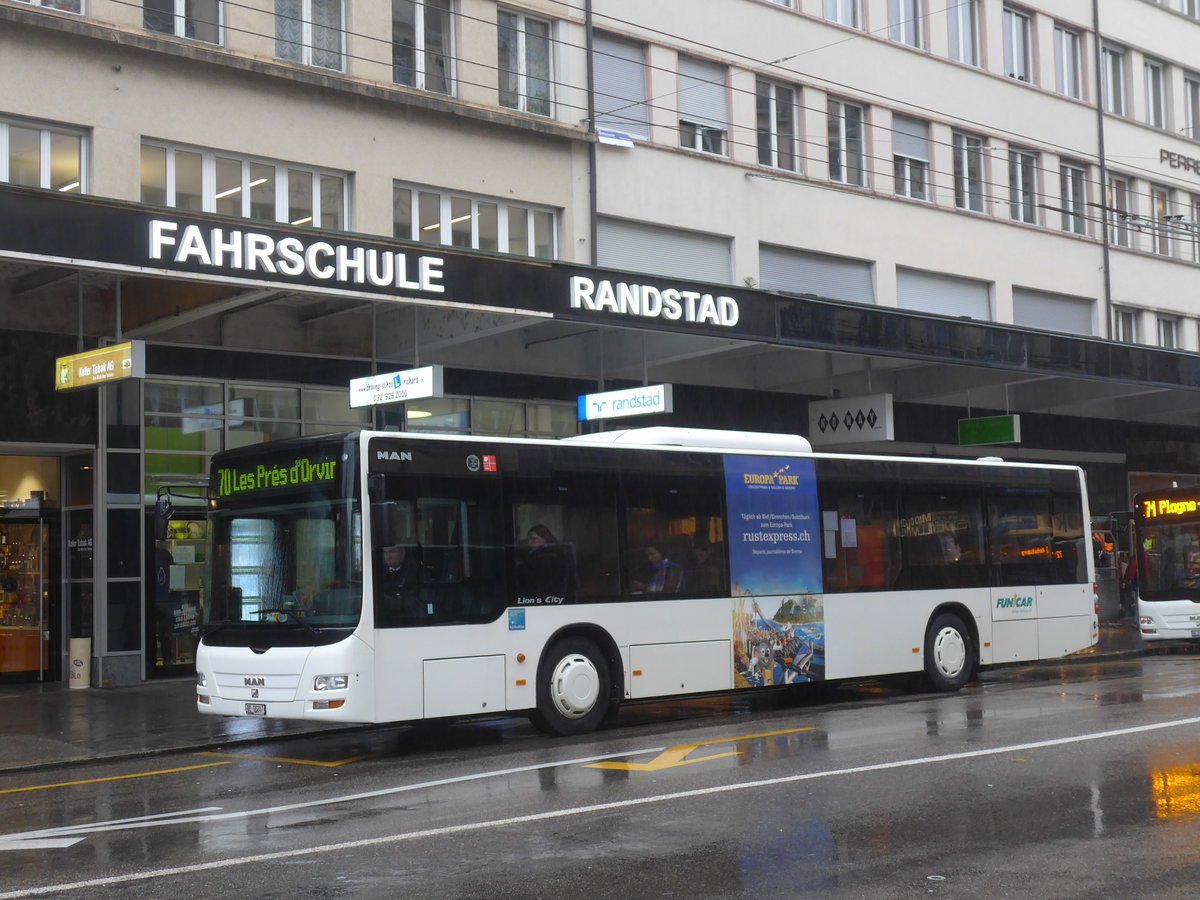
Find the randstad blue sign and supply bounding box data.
[577,384,673,421]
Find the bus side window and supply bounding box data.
[620,451,727,599]
[815,459,901,593]
[508,446,621,604]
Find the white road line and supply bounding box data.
[4,715,1200,899]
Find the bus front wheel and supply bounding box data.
[532,638,612,736]
[923,612,974,692]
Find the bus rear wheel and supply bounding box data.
[923,612,974,692]
[532,638,612,736]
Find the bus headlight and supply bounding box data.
[196,673,207,689]
[314,674,349,691]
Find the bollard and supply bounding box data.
[68,637,91,689]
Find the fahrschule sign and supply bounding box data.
[0,186,774,341]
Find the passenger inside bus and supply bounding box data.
[516,524,576,600]
[633,544,684,593]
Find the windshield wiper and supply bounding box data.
[256,608,322,639]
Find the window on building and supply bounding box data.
[828,98,866,186]
[1102,46,1127,115]
[593,34,649,140]
[497,9,552,116]
[888,0,922,48]
[948,0,979,66]
[678,56,728,156]
[1187,0,1200,19]
[953,130,985,212]
[1145,59,1167,129]
[1107,174,1131,247]
[756,79,798,171]
[144,0,220,42]
[1186,75,1200,138]
[1009,149,1038,224]
[398,396,575,437]
[824,0,860,27]
[140,142,346,228]
[1114,308,1137,343]
[1193,194,1200,262]
[392,0,453,94]
[1158,316,1179,350]
[1,119,84,192]
[1003,7,1033,82]
[892,115,929,200]
[276,0,343,70]
[14,0,81,10]
[393,183,556,259]
[1151,184,1173,256]
[1054,25,1081,99]
[1060,162,1088,235]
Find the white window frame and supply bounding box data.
[1193,194,1200,263]
[275,0,345,71]
[1145,59,1167,130]
[392,0,455,95]
[1060,162,1088,235]
[894,156,927,200]
[1053,25,1081,99]
[1009,149,1038,224]
[1158,315,1179,350]
[497,8,553,117]
[756,79,799,171]
[1102,46,1127,115]
[1003,7,1033,83]
[953,131,985,212]
[392,182,558,260]
[16,0,81,11]
[827,98,866,187]
[144,0,222,43]
[1114,308,1137,344]
[1107,174,1132,247]
[140,141,347,229]
[1151,184,1173,256]
[948,0,979,66]
[1187,0,1200,19]
[824,0,859,27]
[1186,75,1200,138]
[0,119,86,193]
[888,0,922,48]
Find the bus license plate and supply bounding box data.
[245,703,267,716]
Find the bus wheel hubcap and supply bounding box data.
[549,653,599,719]
[933,628,966,677]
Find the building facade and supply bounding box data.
[1,0,1199,684]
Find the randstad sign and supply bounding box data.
[577,384,673,422]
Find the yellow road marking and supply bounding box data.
[586,727,815,772]
[0,761,232,795]
[197,751,373,768]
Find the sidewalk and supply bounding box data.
[0,620,1149,777]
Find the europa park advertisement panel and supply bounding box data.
[724,456,825,687]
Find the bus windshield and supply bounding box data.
[204,497,362,646]
[1135,517,1200,603]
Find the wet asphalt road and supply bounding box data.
[4,656,1200,899]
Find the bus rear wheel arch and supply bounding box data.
[923,611,976,692]
[532,636,615,736]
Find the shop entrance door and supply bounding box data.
[0,517,50,681]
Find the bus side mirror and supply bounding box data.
[371,501,398,547]
[154,495,174,542]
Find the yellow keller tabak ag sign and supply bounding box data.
[55,341,145,392]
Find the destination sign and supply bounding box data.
[1139,493,1200,519]
[214,454,338,499]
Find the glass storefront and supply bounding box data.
[0,456,62,683]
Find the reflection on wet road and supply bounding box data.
[5,656,1200,898]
